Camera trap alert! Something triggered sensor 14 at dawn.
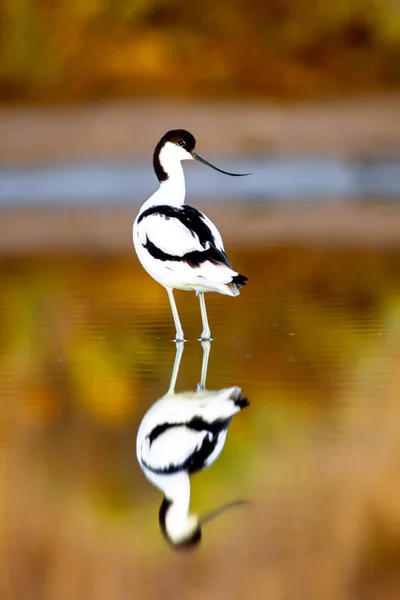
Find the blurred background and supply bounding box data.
[2,0,400,101]
[1,2,400,600]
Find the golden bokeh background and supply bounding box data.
[1,2,400,599]
[1,0,400,102]
[1,246,400,600]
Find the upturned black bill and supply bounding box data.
[200,499,250,525]
[192,151,251,177]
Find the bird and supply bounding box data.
[133,129,249,342]
[136,340,249,549]
[136,384,249,549]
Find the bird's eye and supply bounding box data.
[178,140,184,147]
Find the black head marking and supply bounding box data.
[159,497,202,551]
[162,130,196,151]
[158,496,171,538]
[153,129,196,182]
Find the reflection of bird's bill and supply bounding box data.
[200,499,250,526]
[192,151,252,177]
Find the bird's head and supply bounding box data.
[153,129,251,182]
[159,496,249,551]
[159,497,202,550]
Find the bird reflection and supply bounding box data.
[136,341,249,550]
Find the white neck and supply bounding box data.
[159,162,186,204]
[142,470,195,542]
[141,142,193,211]
[143,470,190,514]
[162,473,200,544]
[165,481,191,537]
[140,177,185,212]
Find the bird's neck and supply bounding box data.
[157,472,192,541]
[164,472,191,512]
[160,167,186,204]
[143,162,186,211]
[146,470,190,512]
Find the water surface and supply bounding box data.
[1,242,400,600]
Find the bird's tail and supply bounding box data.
[226,273,248,296]
[213,387,249,417]
[232,273,248,287]
[229,387,249,409]
[195,387,250,419]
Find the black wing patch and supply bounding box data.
[143,237,230,268]
[142,416,230,475]
[137,204,231,268]
[137,204,214,246]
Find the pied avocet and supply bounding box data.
[133,130,249,341]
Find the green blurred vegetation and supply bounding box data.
[1,0,400,103]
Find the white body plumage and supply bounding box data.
[133,204,240,295]
[137,387,246,476]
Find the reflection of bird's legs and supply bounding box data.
[166,287,184,342]
[168,341,185,394]
[197,340,211,391]
[198,292,211,341]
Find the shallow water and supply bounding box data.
[1,242,400,600]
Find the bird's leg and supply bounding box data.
[168,341,184,394]
[197,339,211,391]
[198,292,211,341]
[166,288,185,342]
